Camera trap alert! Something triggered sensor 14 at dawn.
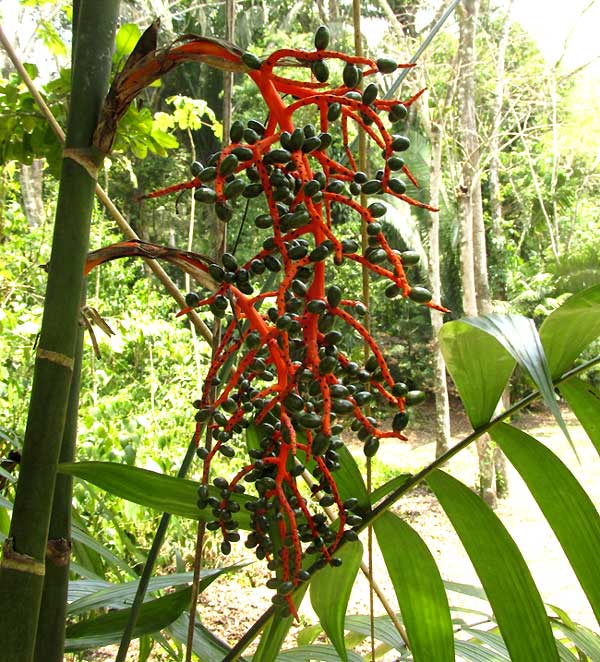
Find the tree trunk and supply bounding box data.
[457,0,505,502]
[0,3,120,660]
[19,160,45,227]
[428,125,451,457]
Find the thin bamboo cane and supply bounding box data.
[33,315,84,662]
[0,4,120,660]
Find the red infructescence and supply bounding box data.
[144,44,441,615]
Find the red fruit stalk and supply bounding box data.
[87,27,447,616]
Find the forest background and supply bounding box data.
[1,0,600,659]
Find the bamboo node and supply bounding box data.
[63,147,101,180]
[36,347,74,370]
[46,538,72,567]
[1,538,45,577]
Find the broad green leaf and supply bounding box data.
[374,512,454,661]
[296,624,322,647]
[454,640,509,661]
[276,645,364,661]
[491,423,600,627]
[554,622,600,660]
[335,445,369,510]
[310,541,363,661]
[169,614,234,661]
[539,285,600,378]
[427,470,559,661]
[443,580,487,602]
[370,473,412,505]
[560,378,600,456]
[72,524,136,578]
[462,314,571,443]
[253,585,308,662]
[345,614,406,651]
[64,586,191,651]
[114,23,142,65]
[439,321,515,428]
[462,628,510,659]
[59,462,252,529]
[0,466,16,483]
[68,564,245,615]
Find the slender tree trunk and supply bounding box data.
[456,0,478,319]
[428,124,451,456]
[457,0,504,503]
[19,160,45,227]
[0,4,120,660]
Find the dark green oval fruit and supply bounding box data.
[392,411,409,431]
[387,156,405,171]
[302,136,322,153]
[185,291,200,307]
[218,153,239,176]
[364,437,380,457]
[255,212,273,228]
[194,187,216,203]
[326,179,345,194]
[362,82,378,105]
[332,398,354,414]
[231,146,254,161]
[222,253,238,271]
[309,244,330,262]
[224,178,245,200]
[230,119,244,142]
[327,102,342,122]
[408,286,432,303]
[290,128,304,150]
[391,134,411,152]
[243,183,263,198]
[341,238,359,254]
[367,221,381,236]
[300,412,323,429]
[250,258,265,274]
[354,391,372,406]
[326,285,342,308]
[311,59,329,82]
[368,202,386,218]
[243,127,260,144]
[319,355,338,374]
[318,132,332,149]
[267,148,292,163]
[190,160,203,176]
[248,119,266,135]
[388,178,406,194]
[264,255,282,272]
[242,52,261,69]
[208,264,225,282]
[345,90,362,102]
[343,63,361,88]
[389,102,408,122]
[391,382,408,397]
[361,179,382,195]
[376,57,398,73]
[314,25,330,50]
[385,283,401,299]
[400,250,420,265]
[307,298,327,314]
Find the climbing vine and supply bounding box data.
[86,25,446,617]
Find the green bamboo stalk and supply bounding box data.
[0,3,120,660]
[34,317,84,662]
